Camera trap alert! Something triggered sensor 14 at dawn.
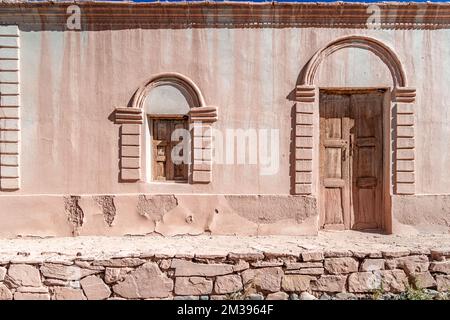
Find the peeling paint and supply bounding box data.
[137,194,178,222]
[63,196,84,235]
[224,195,317,224]
[93,195,116,227]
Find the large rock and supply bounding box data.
[411,272,437,289]
[360,259,385,272]
[324,258,359,274]
[348,272,382,293]
[51,287,86,300]
[112,262,173,299]
[379,270,409,293]
[40,263,101,281]
[281,275,314,292]
[430,261,450,274]
[214,275,243,294]
[242,267,283,292]
[0,283,12,300]
[311,275,347,292]
[175,277,213,295]
[436,275,450,291]
[171,259,233,277]
[394,255,430,274]
[80,275,111,300]
[8,264,42,287]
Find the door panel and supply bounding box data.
[319,91,383,231]
[152,119,188,182]
[351,93,383,230]
[319,94,351,230]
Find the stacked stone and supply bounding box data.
[0,25,20,191]
[0,248,449,300]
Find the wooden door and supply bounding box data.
[152,118,188,181]
[319,94,352,230]
[350,92,383,230]
[319,91,383,230]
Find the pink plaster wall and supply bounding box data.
[16,28,450,195]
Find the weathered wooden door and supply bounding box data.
[152,118,188,181]
[319,91,383,230]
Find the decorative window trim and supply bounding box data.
[114,72,218,184]
[294,35,415,196]
[0,25,20,191]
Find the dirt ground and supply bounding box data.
[0,231,449,262]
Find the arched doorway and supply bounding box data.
[293,36,416,233]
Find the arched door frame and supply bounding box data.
[293,36,416,232]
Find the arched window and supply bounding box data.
[144,83,191,182]
[114,73,218,184]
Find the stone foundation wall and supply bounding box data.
[1,248,450,300]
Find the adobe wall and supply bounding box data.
[12,27,450,195]
[0,4,450,236]
[1,247,449,300]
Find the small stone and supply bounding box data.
[200,295,209,300]
[104,267,133,284]
[40,263,101,281]
[319,293,332,300]
[324,257,359,274]
[335,292,357,300]
[411,272,437,289]
[228,253,265,261]
[92,258,145,267]
[210,295,226,300]
[360,259,385,272]
[112,262,173,299]
[430,261,450,274]
[431,249,450,261]
[51,287,86,300]
[380,270,409,293]
[301,251,324,262]
[17,286,49,293]
[436,275,450,292]
[281,275,314,292]
[214,275,243,294]
[0,283,12,300]
[311,275,347,292]
[299,292,317,300]
[289,293,299,300]
[14,292,50,300]
[171,259,233,277]
[251,261,284,268]
[285,262,322,270]
[242,268,283,292]
[175,277,213,296]
[80,275,111,300]
[324,250,352,258]
[159,259,172,270]
[74,261,105,271]
[247,293,264,300]
[43,278,72,287]
[266,292,289,300]
[232,260,250,272]
[0,266,6,281]
[348,272,382,293]
[174,295,199,300]
[8,264,42,287]
[285,268,324,275]
[382,250,410,258]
